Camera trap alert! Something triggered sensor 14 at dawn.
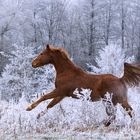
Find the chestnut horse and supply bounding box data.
[26,44,140,126]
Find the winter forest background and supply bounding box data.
[0,0,140,139]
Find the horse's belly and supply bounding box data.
[90,93,101,102]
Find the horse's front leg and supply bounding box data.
[26,90,59,111]
[47,96,64,109]
[37,96,64,119]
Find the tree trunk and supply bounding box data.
[137,27,140,61]
[121,0,125,49]
[105,0,112,46]
[89,0,95,56]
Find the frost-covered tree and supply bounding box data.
[87,44,135,77]
[0,44,55,102]
[1,0,140,73]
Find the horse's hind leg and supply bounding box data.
[105,107,116,126]
[121,101,133,118]
[103,100,116,126]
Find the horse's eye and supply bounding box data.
[40,53,43,55]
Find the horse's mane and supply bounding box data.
[51,46,70,60]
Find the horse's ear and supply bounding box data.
[46,44,50,50]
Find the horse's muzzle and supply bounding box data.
[32,61,38,68]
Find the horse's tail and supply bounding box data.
[120,62,140,87]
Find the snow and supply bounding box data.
[0,88,140,139]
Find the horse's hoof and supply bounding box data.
[104,121,111,127]
[103,120,111,127]
[26,105,33,111]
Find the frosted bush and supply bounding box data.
[0,88,140,139]
[0,89,104,135]
[0,44,55,102]
[87,44,135,77]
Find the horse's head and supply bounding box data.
[32,44,69,68]
[32,44,53,68]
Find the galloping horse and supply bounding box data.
[26,44,140,126]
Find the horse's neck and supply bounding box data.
[52,57,77,75]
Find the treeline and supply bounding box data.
[0,0,140,73]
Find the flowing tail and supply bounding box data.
[120,62,140,87]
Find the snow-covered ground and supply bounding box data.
[0,88,140,140]
[2,128,140,140]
